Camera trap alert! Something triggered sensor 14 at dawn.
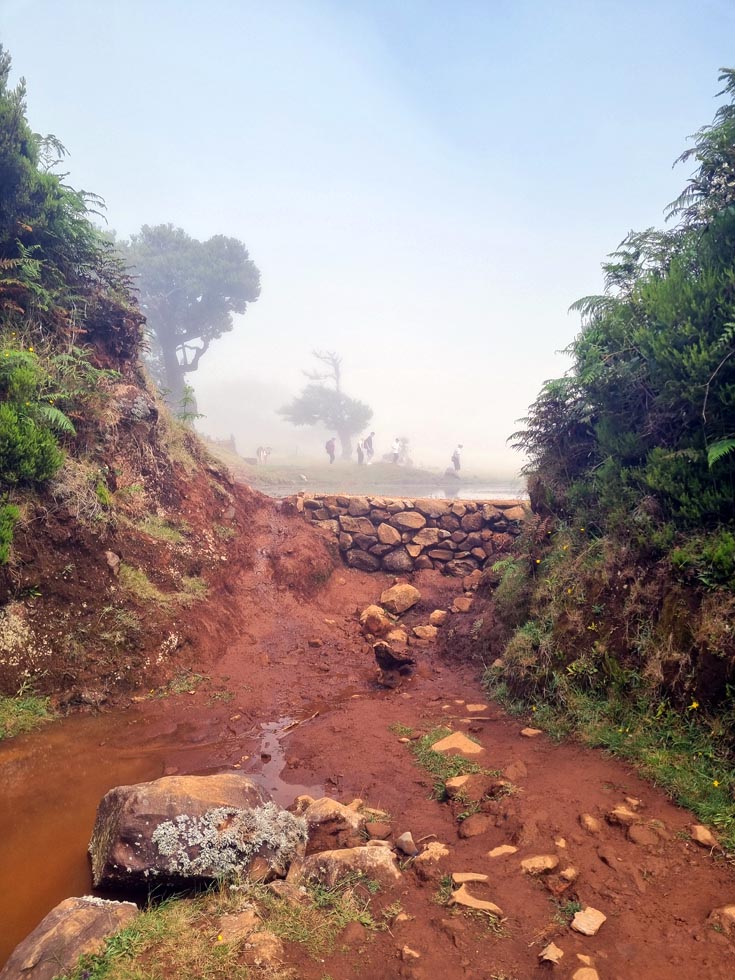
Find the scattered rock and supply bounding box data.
[487,845,518,858]
[504,760,528,781]
[451,596,473,613]
[520,727,543,738]
[345,549,381,571]
[449,884,503,916]
[572,970,600,980]
[579,813,603,834]
[560,866,578,882]
[463,570,483,590]
[412,625,438,640]
[627,824,659,847]
[429,609,449,627]
[691,824,719,849]
[539,941,564,964]
[395,832,419,856]
[571,906,607,936]
[360,605,394,635]
[401,945,421,960]
[104,550,121,575]
[218,908,261,942]
[608,804,640,827]
[430,732,484,756]
[365,821,392,840]
[307,638,323,648]
[414,841,450,863]
[465,703,487,713]
[373,640,415,675]
[386,628,409,645]
[625,796,643,809]
[303,797,365,834]
[244,931,284,966]
[0,897,138,980]
[707,905,735,936]
[291,846,401,888]
[451,872,488,884]
[458,813,491,838]
[380,583,421,615]
[520,855,559,875]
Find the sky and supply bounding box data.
[2,0,734,474]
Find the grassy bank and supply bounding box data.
[0,692,54,740]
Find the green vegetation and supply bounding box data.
[481,70,735,850]
[0,689,53,739]
[60,874,382,979]
[138,514,188,544]
[399,725,488,797]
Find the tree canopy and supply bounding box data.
[279,351,372,459]
[121,224,260,409]
[513,68,735,532]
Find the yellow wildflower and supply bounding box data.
[688,700,699,710]
[713,780,720,788]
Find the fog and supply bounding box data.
[2,0,733,477]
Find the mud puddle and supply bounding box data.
[246,716,323,805]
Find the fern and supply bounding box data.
[707,438,735,469]
[32,403,76,435]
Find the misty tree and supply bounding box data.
[279,351,372,459]
[121,224,260,409]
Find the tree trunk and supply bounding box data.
[160,340,185,412]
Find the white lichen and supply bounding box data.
[151,802,307,877]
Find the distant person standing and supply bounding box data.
[363,431,375,463]
[356,437,365,465]
[391,437,400,464]
[325,436,336,464]
[451,444,463,472]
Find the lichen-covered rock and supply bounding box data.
[89,774,307,888]
[0,897,138,980]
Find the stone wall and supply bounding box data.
[287,493,527,575]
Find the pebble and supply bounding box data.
[449,884,503,916]
[451,872,488,884]
[539,941,564,964]
[395,832,419,856]
[430,731,484,756]
[521,854,559,874]
[691,824,719,848]
[520,727,543,737]
[579,813,603,834]
[487,845,518,858]
[571,906,607,936]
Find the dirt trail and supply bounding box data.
[1,497,734,977]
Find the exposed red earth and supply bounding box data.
[1,488,734,978]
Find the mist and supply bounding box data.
[2,0,733,482]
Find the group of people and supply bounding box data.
[324,433,464,470]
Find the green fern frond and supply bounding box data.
[707,438,735,468]
[32,403,76,435]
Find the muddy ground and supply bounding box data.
[2,493,734,978]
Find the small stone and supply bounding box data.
[625,796,642,809]
[401,945,421,960]
[691,824,719,848]
[708,905,735,936]
[218,909,261,941]
[520,727,543,737]
[449,884,503,916]
[365,822,392,840]
[414,841,450,863]
[444,774,470,796]
[608,804,640,827]
[452,596,473,613]
[521,854,559,875]
[430,732,484,756]
[579,813,603,834]
[429,609,449,627]
[386,628,409,645]
[359,605,394,636]
[380,583,421,615]
[539,941,564,964]
[398,736,410,744]
[560,866,578,882]
[577,955,593,966]
[466,704,487,713]
[451,872,488,884]
[573,970,600,980]
[487,845,518,858]
[395,832,419,856]
[458,813,491,838]
[571,906,607,936]
[366,839,392,849]
[245,931,284,965]
[627,824,659,847]
[308,638,323,648]
[554,837,567,848]
[412,624,438,640]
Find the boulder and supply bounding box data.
[291,846,401,888]
[89,774,307,888]
[389,511,427,530]
[377,522,402,546]
[412,625,438,640]
[446,558,479,577]
[313,519,339,534]
[380,583,421,614]
[359,605,394,637]
[302,797,365,834]
[429,609,448,627]
[382,548,415,573]
[0,897,138,980]
[414,499,451,518]
[411,527,443,548]
[347,496,371,516]
[503,505,527,522]
[353,533,378,551]
[339,515,375,535]
[460,512,484,532]
[345,550,381,571]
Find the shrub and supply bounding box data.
[0,402,63,486]
[0,502,19,563]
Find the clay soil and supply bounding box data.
[2,488,734,979]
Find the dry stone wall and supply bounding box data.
[288,493,527,575]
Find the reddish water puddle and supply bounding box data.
[0,703,324,965]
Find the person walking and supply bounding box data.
[363,431,375,463]
[451,443,463,471]
[356,437,365,465]
[325,436,336,464]
[391,437,401,464]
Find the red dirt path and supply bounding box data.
[1,490,734,978]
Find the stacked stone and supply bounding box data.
[291,494,526,575]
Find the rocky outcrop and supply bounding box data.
[290,494,526,573]
[0,896,138,980]
[89,774,307,888]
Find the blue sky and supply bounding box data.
[2,0,734,471]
